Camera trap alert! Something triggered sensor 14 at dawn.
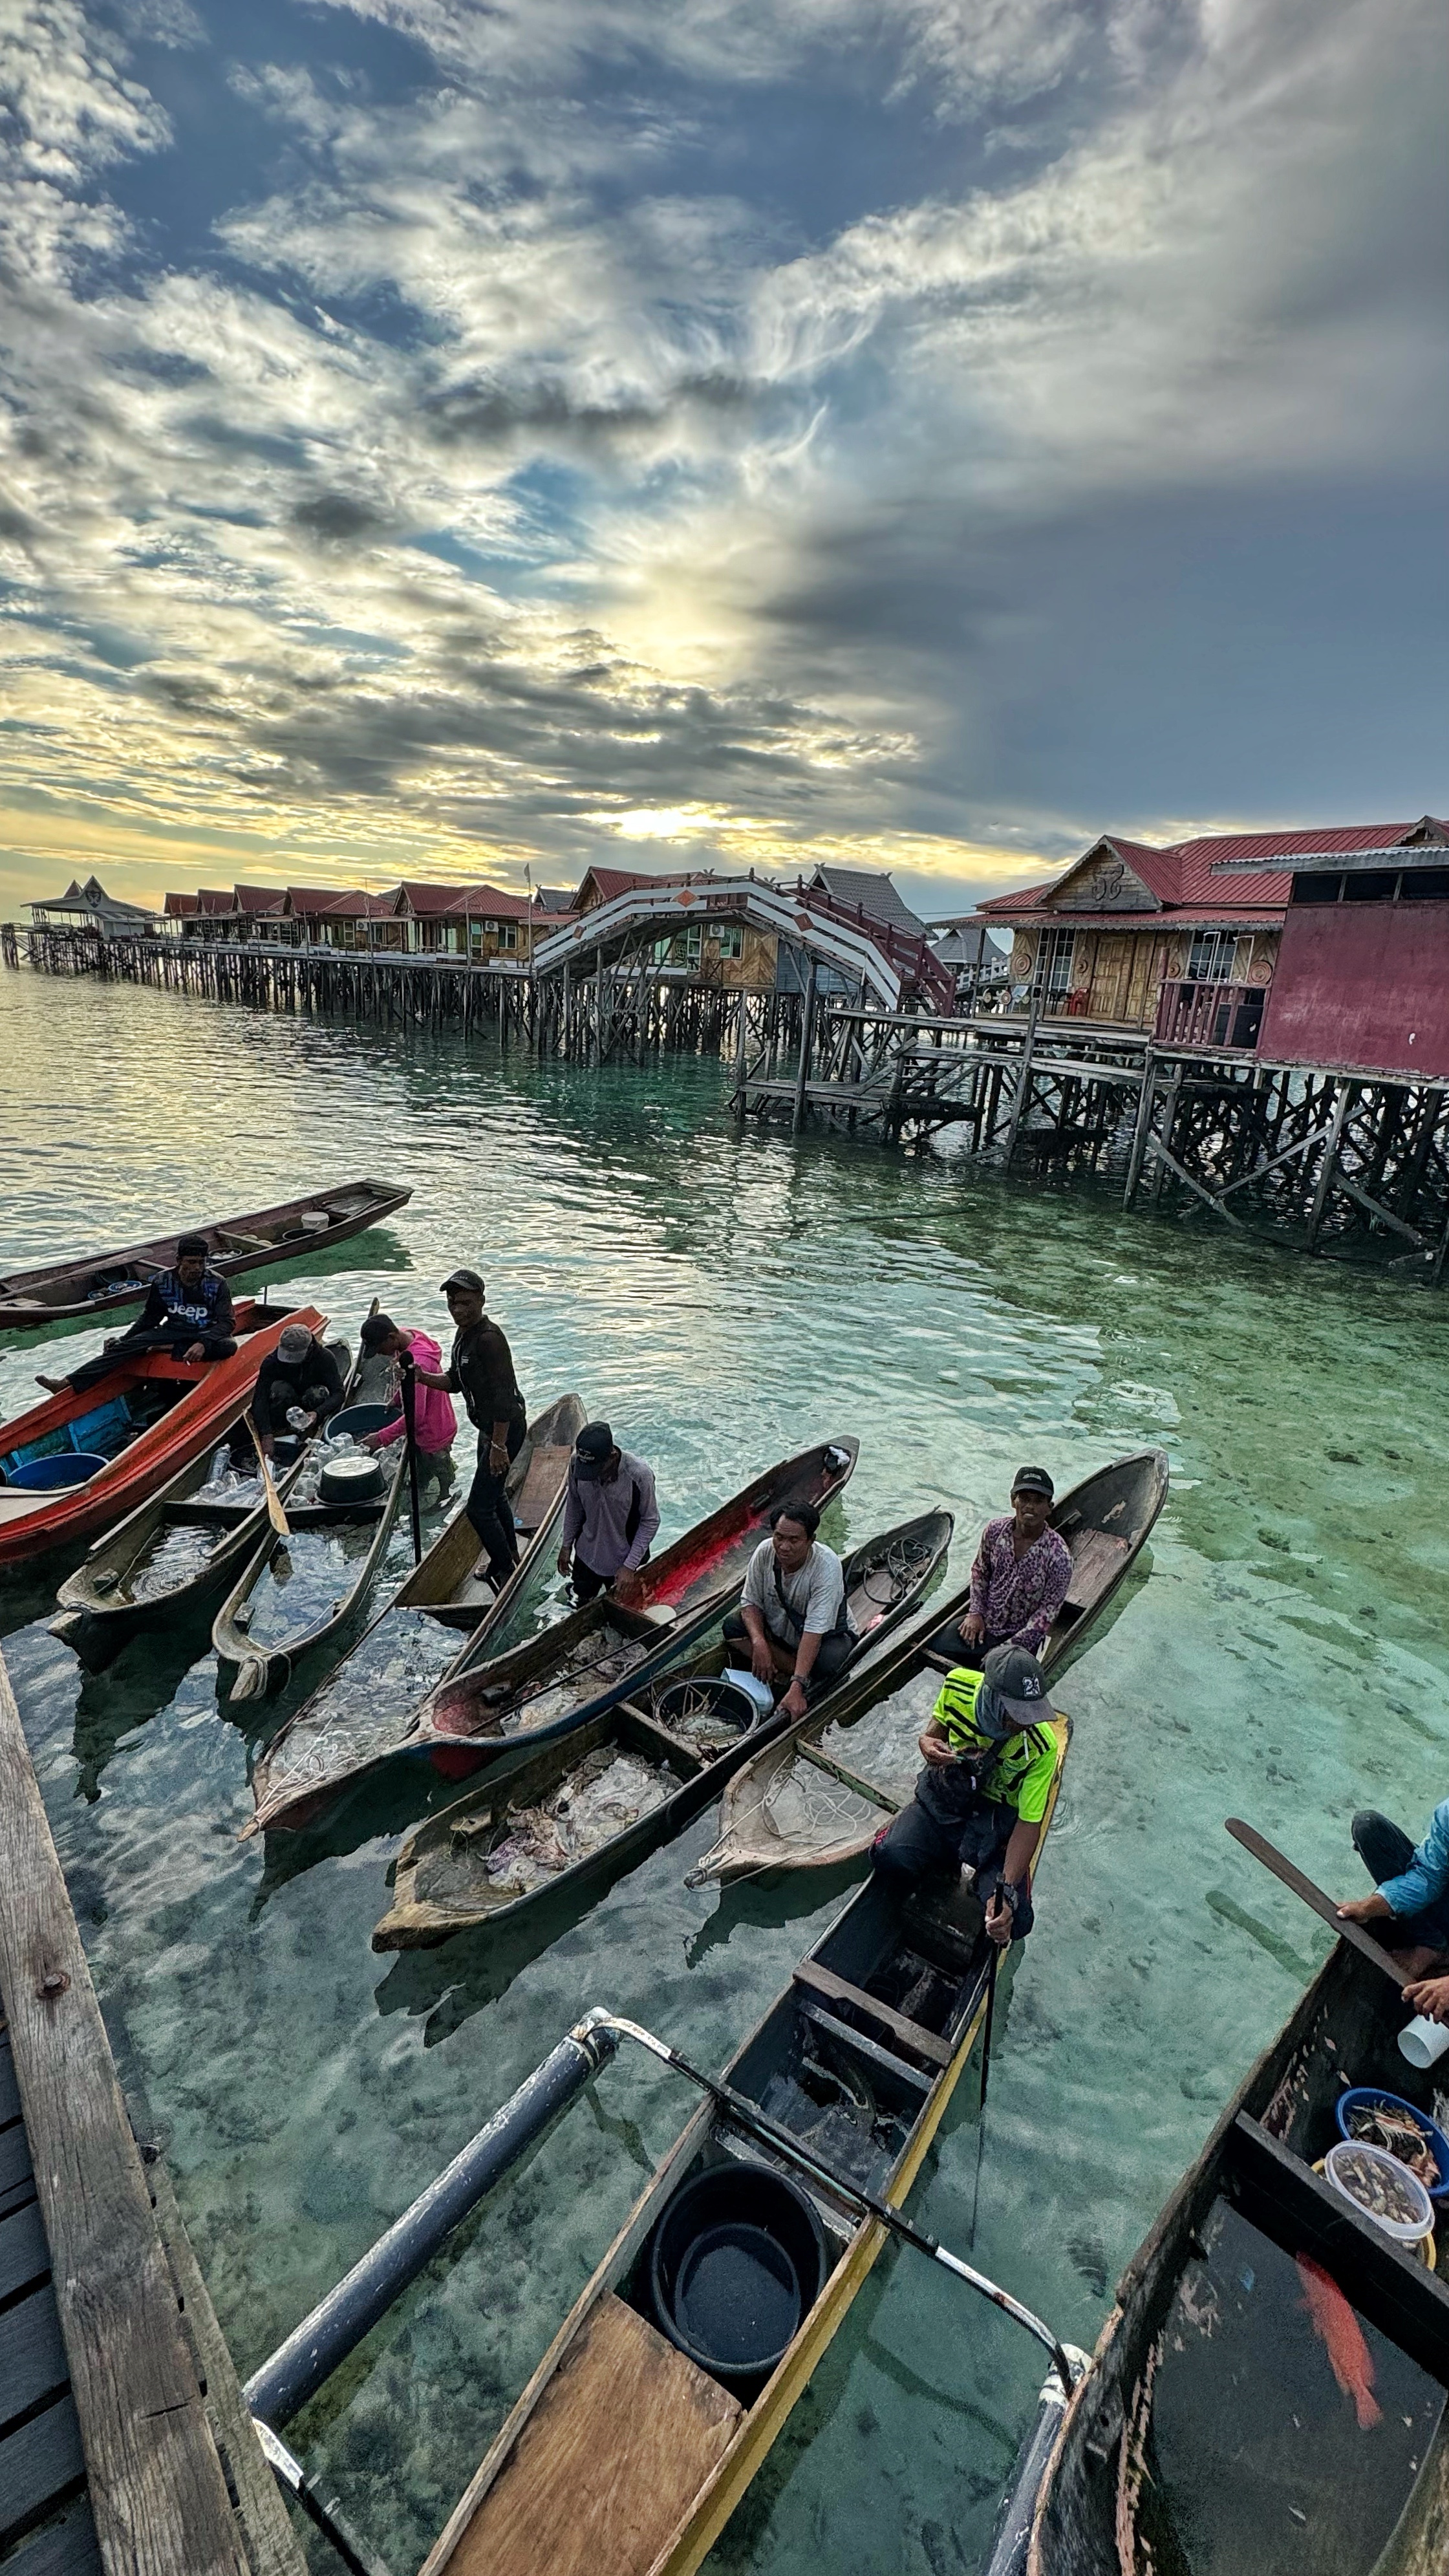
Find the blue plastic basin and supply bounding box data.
[9,1451,109,1492]
[1336,2086,1449,2200]
[328,1403,396,1440]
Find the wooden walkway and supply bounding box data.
[0,1651,305,2576]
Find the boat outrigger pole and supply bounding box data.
[586,2009,1077,2399]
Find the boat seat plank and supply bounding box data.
[791,1960,953,2069]
[1061,1528,1131,1612]
[797,1997,933,2095]
[921,1649,958,1676]
[4,2502,103,2575]
[1228,2113,1449,2383]
[511,1445,572,1533]
[0,2282,71,2435]
[0,2200,49,2305]
[440,2293,741,2576]
[0,2392,87,2552]
[796,1740,900,1813]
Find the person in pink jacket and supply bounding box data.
[356,1315,457,1504]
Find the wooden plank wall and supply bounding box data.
[0,1647,304,2576]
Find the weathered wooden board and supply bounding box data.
[0,1647,250,2575]
[5,2503,104,2575]
[0,2392,88,2551]
[0,2281,70,2431]
[1,2029,23,2124]
[442,2293,741,2576]
[1,2105,38,2214]
[791,1958,954,2068]
[0,2198,50,2305]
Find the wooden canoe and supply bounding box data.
[418,1716,1070,2576]
[212,1433,409,1704]
[372,1508,954,1949]
[0,1302,325,1566]
[392,1392,588,1636]
[691,1446,1168,1885]
[248,1436,859,1835]
[1016,1932,1449,2576]
[0,1179,411,1332]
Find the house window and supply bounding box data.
[1401,869,1449,900]
[493,920,518,951]
[714,925,744,960]
[1035,927,1075,1004]
[1291,873,1343,905]
[1186,930,1240,984]
[651,935,674,965]
[682,924,703,966]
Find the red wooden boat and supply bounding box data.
[0,1302,325,1564]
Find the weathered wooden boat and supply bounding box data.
[372,1508,953,1949]
[248,1436,859,1835]
[212,1416,411,1703]
[0,1303,325,1566]
[416,1715,1070,2576]
[392,1392,588,1638]
[998,1925,1449,2576]
[0,1178,411,1332]
[691,1446,1168,1885]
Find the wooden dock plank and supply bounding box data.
[1,2105,38,2214]
[0,2198,50,2305]
[0,1649,250,2576]
[1,2030,23,2125]
[0,2279,70,2432]
[0,2390,88,2551]
[6,2504,104,2575]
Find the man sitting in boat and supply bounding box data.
[945,1466,1071,1661]
[412,1268,526,1583]
[723,1502,852,1722]
[354,1314,457,1506]
[37,1234,237,1396]
[251,1323,345,1458]
[869,1645,1057,1946]
[557,1422,659,1607]
[1339,1801,1449,2013]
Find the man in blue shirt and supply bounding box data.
[1339,1802,1449,2013]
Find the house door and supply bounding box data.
[1089,933,1133,1022]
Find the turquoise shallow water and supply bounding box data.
[2,964,1448,2573]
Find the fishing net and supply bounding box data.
[652,1675,758,1756]
[850,1530,938,1615]
[759,1757,881,1852]
[432,1746,672,1902]
[262,1606,460,1790]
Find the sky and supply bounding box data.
[2,0,1446,922]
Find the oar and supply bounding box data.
[594,2010,1075,2397]
[967,1939,999,2249]
[400,1356,422,1568]
[1225,1819,1409,1988]
[253,1418,291,1541]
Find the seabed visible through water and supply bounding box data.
[2,966,1448,2572]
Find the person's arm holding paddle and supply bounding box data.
[1337,1796,1449,1989]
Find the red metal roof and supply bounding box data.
[233,883,285,916]
[196,888,237,915]
[164,891,199,915]
[321,890,393,918]
[442,883,533,920]
[978,823,1435,926]
[575,864,711,908]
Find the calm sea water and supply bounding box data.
[3,965,1448,2574]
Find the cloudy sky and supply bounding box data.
[3,0,1446,918]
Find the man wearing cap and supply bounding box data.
[869,1645,1060,1945]
[557,1425,660,1607]
[38,1234,237,1395]
[413,1270,526,1579]
[354,1315,457,1504]
[947,1467,1073,1663]
[251,1323,346,1458]
[723,1502,853,1722]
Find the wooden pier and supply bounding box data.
[0,1650,305,2575]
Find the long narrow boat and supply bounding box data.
[212,1428,409,1703]
[0,1179,411,1332]
[418,1715,1070,2576]
[392,1392,587,1638]
[0,1303,325,1565]
[1005,1929,1449,2576]
[372,1508,953,1949]
[691,1447,1167,1885]
[247,1436,859,1835]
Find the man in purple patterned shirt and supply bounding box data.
[943,1466,1073,1662]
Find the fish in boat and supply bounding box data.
[0,1178,411,1332]
[372,1508,953,1950]
[0,1303,325,1566]
[246,1436,859,1835]
[415,1715,1070,2576]
[991,1925,1449,2576]
[691,1446,1168,1886]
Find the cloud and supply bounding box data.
[0,0,1444,914]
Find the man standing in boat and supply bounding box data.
[412,1269,526,1582]
[37,1234,237,1396]
[723,1502,853,1720]
[869,1645,1058,1946]
[943,1467,1072,1662]
[1339,1801,1449,2006]
[557,1422,659,1607]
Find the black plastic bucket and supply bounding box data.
[649,2161,828,2390]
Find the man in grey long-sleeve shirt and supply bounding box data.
[557,1422,661,1605]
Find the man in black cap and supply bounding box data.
[38,1233,237,1395]
[557,1424,660,1607]
[251,1322,346,1459]
[943,1466,1072,1663]
[412,1269,526,1579]
[869,1643,1060,1945]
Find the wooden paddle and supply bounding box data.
[252,1418,291,1541]
[1225,1817,1410,1989]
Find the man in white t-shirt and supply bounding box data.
[722,1501,852,1721]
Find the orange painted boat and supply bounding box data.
[0,1301,325,1564]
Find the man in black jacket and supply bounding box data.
[414,1268,527,1581]
[251,1323,346,1458]
[38,1235,237,1396]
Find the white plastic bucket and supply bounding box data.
[1324,2138,1435,2247]
[1399,2014,1449,2071]
[722,1667,777,1718]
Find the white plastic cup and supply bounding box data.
[1399,2015,1449,2071]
